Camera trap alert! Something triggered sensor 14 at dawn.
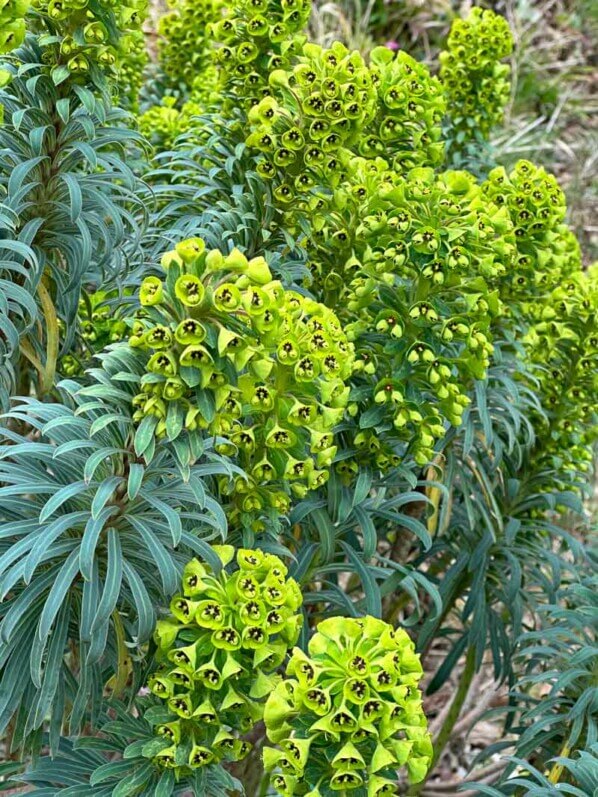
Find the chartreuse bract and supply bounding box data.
[246,41,377,197]
[29,0,148,84]
[131,236,354,529]
[483,160,598,488]
[0,0,596,793]
[439,7,513,164]
[137,0,221,141]
[0,0,29,54]
[158,0,222,93]
[482,160,575,310]
[263,616,432,794]
[364,46,445,169]
[146,545,303,773]
[211,0,311,109]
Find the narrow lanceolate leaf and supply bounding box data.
[122,559,155,642]
[91,529,123,632]
[126,463,144,500]
[90,476,123,520]
[126,516,179,595]
[341,542,382,618]
[139,490,182,545]
[39,481,89,522]
[37,549,80,644]
[79,506,118,581]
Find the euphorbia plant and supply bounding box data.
[0,1,595,795]
[263,616,432,794]
[146,545,303,773]
[305,164,514,469]
[130,236,354,530]
[439,7,513,169]
[211,0,311,108]
[0,0,145,405]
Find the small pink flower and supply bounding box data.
[385,40,399,51]
[138,686,150,696]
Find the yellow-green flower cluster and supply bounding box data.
[524,266,598,485]
[60,291,127,376]
[130,237,354,522]
[116,31,147,110]
[309,165,513,469]
[363,46,445,170]
[147,546,303,773]
[158,0,222,91]
[211,0,310,108]
[0,0,29,54]
[247,41,377,200]
[439,7,513,140]
[30,0,147,77]
[263,616,432,795]
[482,160,573,311]
[482,160,596,488]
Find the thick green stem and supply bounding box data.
[409,645,477,795]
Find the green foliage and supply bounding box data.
[0,359,230,751]
[263,616,431,794]
[511,568,597,768]
[16,701,242,795]
[0,1,145,405]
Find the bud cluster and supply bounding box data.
[439,7,513,140]
[263,616,432,795]
[147,546,303,773]
[130,237,354,524]
[310,166,513,468]
[246,41,377,199]
[530,268,597,478]
[481,160,596,488]
[59,291,127,376]
[211,0,310,108]
[30,0,147,77]
[138,95,207,150]
[0,0,29,54]
[116,31,147,110]
[158,0,222,91]
[481,160,573,312]
[363,46,445,170]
